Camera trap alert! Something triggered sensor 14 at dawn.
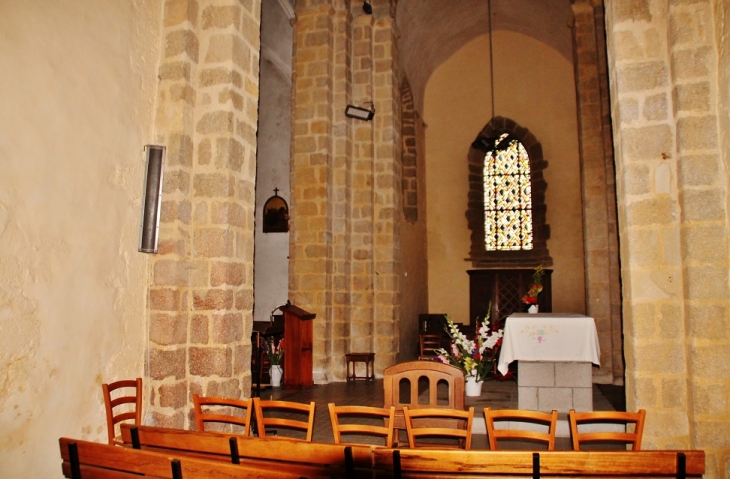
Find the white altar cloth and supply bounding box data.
[497,313,601,375]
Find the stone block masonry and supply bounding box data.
[146,0,261,430]
[290,0,402,382]
[517,361,593,413]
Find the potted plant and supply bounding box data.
[522,265,545,313]
[264,337,284,387]
[435,309,503,396]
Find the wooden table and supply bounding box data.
[345,353,375,382]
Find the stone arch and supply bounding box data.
[401,77,418,223]
[466,116,552,268]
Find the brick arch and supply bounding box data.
[466,116,552,267]
[401,78,418,222]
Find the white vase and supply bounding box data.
[528,304,539,314]
[270,365,283,388]
[465,373,483,397]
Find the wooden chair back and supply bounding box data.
[569,409,646,450]
[372,448,705,478]
[383,361,465,441]
[101,378,142,444]
[484,407,558,450]
[418,334,442,360]
[192,394,252,435]
[328,403,395,447]
[403,406,474,450]
[253,397,315,441]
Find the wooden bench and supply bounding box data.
[373,448,705,478]
[62,427,705,479]
[119,423,375,476]
[59,437,325,478]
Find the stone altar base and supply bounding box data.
[477,361,595,438]
[517,361,594,412]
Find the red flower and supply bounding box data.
[522,294,538,305]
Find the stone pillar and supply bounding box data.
[147,0,260,428]
[606,0,730,475]
[290,1,337,383]
[291,0,400,380]
[571,0,623,385]
[370,6,401,370]
[329,4,353,380]
[348,9,376,367]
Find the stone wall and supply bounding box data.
[424,32,587,321]
[571,1,624,385]
[147,0,261,428]
[605,0,730,475]
[290,0,401,381]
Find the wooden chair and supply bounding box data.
[102,377,142,444]
[383,361,465,444]
[418,334,443,360]
[328,403,395,447]
[484,407,558,450]
[192,394,253,435]
[569,409,646,450]
[253,398,315,441]
[403,406,474,450]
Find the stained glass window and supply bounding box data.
[483,134,533,251]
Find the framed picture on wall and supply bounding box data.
[263,189,289,233]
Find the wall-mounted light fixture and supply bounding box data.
[345,102,375,121]
[363,1,372,14]
[138,144,166,254]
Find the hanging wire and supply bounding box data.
[473,0,520,153]
[488,0,495,122]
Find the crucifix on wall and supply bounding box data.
[262,187,289,233]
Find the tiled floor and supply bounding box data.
[255,378,625,450]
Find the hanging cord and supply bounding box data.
[488,0,496,121]
[142,146,153,427]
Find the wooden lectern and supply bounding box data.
[281,303,316,389]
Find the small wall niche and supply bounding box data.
[262,188,289,233]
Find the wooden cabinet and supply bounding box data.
[281,304,316,389]
[468,269,552,328]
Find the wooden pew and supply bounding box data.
[373,448,705,478]
[59,437,325,478]
[119,423,375,476]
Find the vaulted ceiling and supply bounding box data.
[395,0,574,112]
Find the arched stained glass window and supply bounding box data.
[483,134,533,251]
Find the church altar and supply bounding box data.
[498,313,600,413]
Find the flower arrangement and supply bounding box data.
[435,309,503,383]
[521,265,545,306]
[264,337,284,366]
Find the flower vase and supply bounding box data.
[465,372,483,397]
[270,365,283,388]
[528,304,539,314]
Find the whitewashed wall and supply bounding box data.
[0,1,161,476]
[253,0,293,324]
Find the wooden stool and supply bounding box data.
[345,353,375,382]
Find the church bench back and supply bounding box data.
[373,448,705,478]
[59,437,326,479]
[120,423,375,473]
